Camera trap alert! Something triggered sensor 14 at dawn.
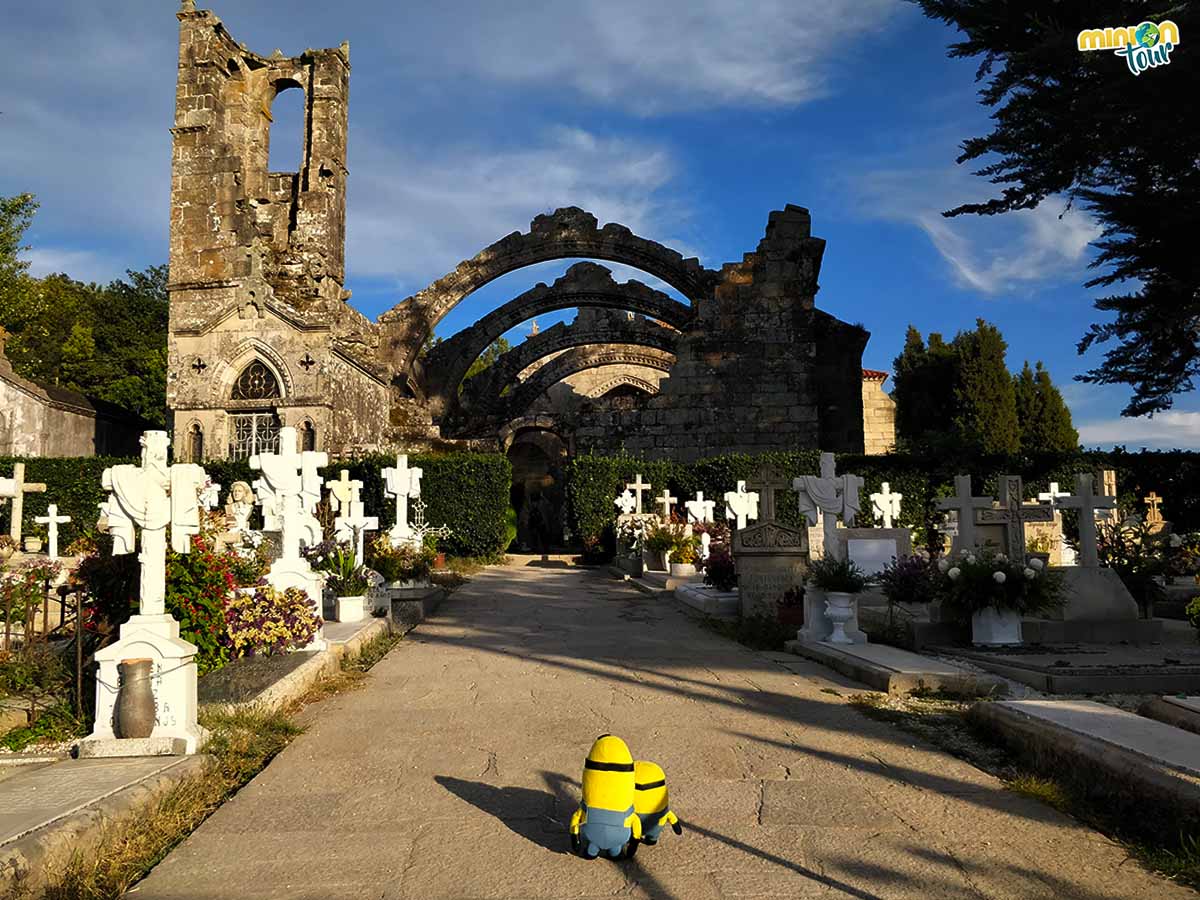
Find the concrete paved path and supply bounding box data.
[135,565,1192,899]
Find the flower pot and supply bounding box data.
[669,562,696,578]
[115,658,156,739]
[433,552,447,570]
[0,545,12,564]
[335,594,366,623]
[971,606,1022,646]
[23,537,42,554]
[823,591,857,645]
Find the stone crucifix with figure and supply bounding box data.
[976,474,1054,561]
[793,453,863,562]
[685,491,716,560]
[34,504,71,559]
[383,453,423,547]
[0,462,47,544]
[329,469,379,563]
[81,431,209,757]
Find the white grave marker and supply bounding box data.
[33,504,70,559]
[869,482,902,529]
[724,481,760,531]
[383,453,423,546]
[793,453,864,562]
[626,474,652,515]
[0,463,47,543]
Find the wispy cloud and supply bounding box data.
[346,126,687,290]
[849,167,1101,294]
[1077,411,1200,450]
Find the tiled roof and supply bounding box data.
[862,368,890,381]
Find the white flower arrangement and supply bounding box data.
[947,567,961,580]
[1023,567,1036,579]
[1028,557,1045,571]
[992,571,1007,584]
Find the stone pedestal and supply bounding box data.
[1049,566,1140,621]
[733,521,808,619]
[797,585,867,644]
[80,615,207,756]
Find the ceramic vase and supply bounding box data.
[823,592,856,645]
[971,606,1022,646]
[669,562,696,578]
[336,594,366,623]
[115,658,156,739]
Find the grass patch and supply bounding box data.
[846,691,1200,890]
[294,629,403,707]
[0,702,87,752]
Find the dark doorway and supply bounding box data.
[506,429,568,552]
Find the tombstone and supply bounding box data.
[1033,482,1075,566]
[976,475,1055,561]
[614,489,637,517]
[224,481,255,535]
[793,453,864,562]
[383,453,423,547]
[329,469,379,564]
[869,482,903,529]
[655,489,678,521]
[733,466,807,619]
[0,463,47,544]
[685,491,716,560]
[198,480,222,512]
[723,481,759,531]
[1144,491,1171,535]
[33,504,71,559]
[250,427,326,650]
[832,528,913,581]
[1095,469,1119,527]
[935,476,993,557]
[625,474,652,516]
[79,432,208,757]
[1054,473,1139,621]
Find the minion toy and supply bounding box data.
[633,760,682,845]
[569,735,642,859]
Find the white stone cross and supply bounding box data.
[328,469,363,514]
[0,463,47,543]
[250,427,309,565]
[656,489,678,521]
[724,481,760,531]
[1037,482,1070,507]
[335,500,379,564]
[614,489,637,516]
[626,474,652,515]
[976,474,1054,561]
[1057,473,1118,568]
[685,491,715,524]
[101,431,206,617]
[935,475,993,556]
[384,453,423,546]
[794,453,864,561]
[34,504,71,559]
[869,481,903,529]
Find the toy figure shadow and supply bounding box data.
[435,775,572,854]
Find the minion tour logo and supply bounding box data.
[1077,20,1181,75]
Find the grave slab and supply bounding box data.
[784,639,1007,697]
[1139,696,1200,737]
[675,583,739,619]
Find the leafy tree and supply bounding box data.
[892,326,959,450]
[0,193,36,284]
[462,337,512,384]
[953,319,1020,455]
[1014,360,1079,453]
[912,2,1200,416]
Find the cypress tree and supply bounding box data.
[1031,362,1079,453]
[953,319,1019,456]
[1013,361,1039,451]
[892,325,958,451]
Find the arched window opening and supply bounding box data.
[187,423,204,463]
[300,421,316,452]
[598,383,647,411]
[231,360,281,401]
[268,83,305,173]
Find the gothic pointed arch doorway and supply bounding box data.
[505,425,570,554]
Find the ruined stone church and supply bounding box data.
[166,4,895,465]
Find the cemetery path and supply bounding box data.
[135,566,1191,900]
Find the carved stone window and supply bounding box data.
[187,423,204,463]
[231,361,281,401]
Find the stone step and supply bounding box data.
[784,638,1007,697]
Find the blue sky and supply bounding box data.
[2,0,1197,449]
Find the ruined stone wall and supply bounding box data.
[167,5,389,459]
[861,371,897,455]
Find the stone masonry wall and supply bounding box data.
[861,371,896,455]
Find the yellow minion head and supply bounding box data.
[633,760,669,815]
[582,734,635,812]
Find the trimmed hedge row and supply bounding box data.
[565,449,1200,556]
[2,452,513,560]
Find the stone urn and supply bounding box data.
[0,544,13,565]
[115,658,156,740]
[335,594,366,623]
[669,562,696,578]
[23,536,42,554]
[823,592,857,645]
[971,606,1022,646]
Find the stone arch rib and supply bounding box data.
[381,208,716,374]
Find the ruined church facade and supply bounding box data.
[165,5,895,464]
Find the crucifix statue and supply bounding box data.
[793,454,863,562]
[869,482,902,529]
[1058,474,1117,568]
[383,453,423,546]
[625,474,652,515]
[1144,491,1165,525]
[935,476,993,556]
[329,469,379,562]
[0,463,47,543]
[976,474,1054,561]
[34,504,71,559]
[724,481,760,531]
[250,427,320,568]
[100,432,206,618]
[655,489,678,521]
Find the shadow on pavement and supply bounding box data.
[435,775,569,855]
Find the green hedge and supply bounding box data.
[2,451,512,560]
[565,449,1200,556]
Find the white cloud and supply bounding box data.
[1077,412,1200,450]
[346,127,689,289]
[23,248,127,285]
[399,0,904,113]
[849,167,1102,294]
